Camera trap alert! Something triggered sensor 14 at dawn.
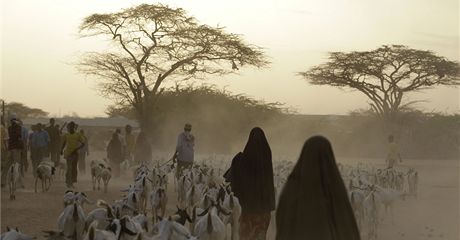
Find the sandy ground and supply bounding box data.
[1,157,458,240]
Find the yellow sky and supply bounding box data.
[1,0,458,117]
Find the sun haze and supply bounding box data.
[1,0,458,116]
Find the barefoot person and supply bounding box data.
[173,123,195,177]
[386,134,402,168]
[276,136,360,240]
[60,122,85,189]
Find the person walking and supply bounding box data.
[61,122,85,189]
[228,127,275,240]
[276,136,360,240]
[45,118,61,165]
[1,116,25,187]
[19,120,29,175]
[173,123,195,177]
[124,125,135,163]
[29,123,49,174]
[386,134,402,168]
[0,119,7,183]
[78,129,89,175]
[107,132,123,177]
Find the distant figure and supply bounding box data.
[1,116,25,187]
[386,135,402,168]
[107,132,123,177]
[229,127,275,240]
[30,123,49,174]
[78,129,89,175]
[133,131,152,165]
[28,124,37,170]
[276,136,360,240]
[45,118,61,165]
[61,122,85,189]
[124,125,135,163]
[0,119,7,173]
[173,123,195,177]
[19,119,29,175]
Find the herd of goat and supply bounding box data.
[3,155,418,240]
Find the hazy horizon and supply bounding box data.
[1,0,458,117]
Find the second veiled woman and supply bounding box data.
[276,135,360,240]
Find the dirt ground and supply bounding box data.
[1,157,458,240]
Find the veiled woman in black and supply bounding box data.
[229,127,275,240]
[276,136,360,240]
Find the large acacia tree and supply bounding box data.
[300,45,459,133]
[78,4,268,133]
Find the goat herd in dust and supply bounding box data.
[3,154,419,240]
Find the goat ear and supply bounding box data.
[6,226,10,231]
[156,216,163,222]
[15,227,19,232]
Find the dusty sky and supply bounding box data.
[1,0,458,117]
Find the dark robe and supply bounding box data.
[230,127,275,214]
[276,136,360,240]
[107,138,123,163]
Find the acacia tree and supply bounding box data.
[78,4,269,134]
[300,45,459,133]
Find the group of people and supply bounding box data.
[0,116,89,189]
[224,128,403,240]
[2,115,402,239]
[224,127,361,240]
[105,125,140,177]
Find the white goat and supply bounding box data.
[84,219,122,240]
[35,161,56,193]
[100,167,112,193]
[63,191,93,209]
[194,206,227,240]
[6,162,20,200]
[57,202,86,240]
[85,200,117,231]
[1,227,35,240]
[149,187,167,223]
[147,216,196,240]
[91,161,105,191]
[221,193,241,240]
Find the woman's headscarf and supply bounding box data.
[276,136,360,240]
[231,127,275,213]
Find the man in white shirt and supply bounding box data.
[173,123,195,177]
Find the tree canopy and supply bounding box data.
[300,45,459,131]
[78,4,269,133]
[1,100,49,120]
